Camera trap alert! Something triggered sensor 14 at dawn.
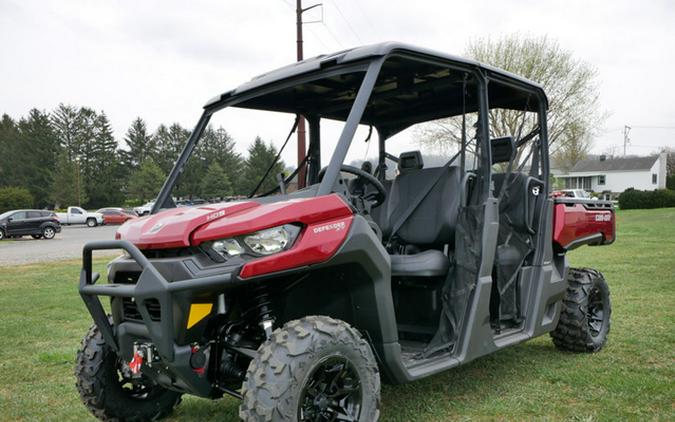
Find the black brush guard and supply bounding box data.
[79,240,246,396]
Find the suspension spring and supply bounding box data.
[245,285,274,321]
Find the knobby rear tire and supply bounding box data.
[551,267,611,353]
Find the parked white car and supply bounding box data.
[133,201,155,216]
[56,206,104,227]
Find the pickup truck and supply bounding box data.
[56,206,104,227]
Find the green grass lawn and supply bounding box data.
[0,209,673,421]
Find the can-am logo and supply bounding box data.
[594,214,611,222]
[148,222,164,234]
[313,221,346,234]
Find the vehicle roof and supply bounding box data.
[206,41,547,108]
[6,209,51,213]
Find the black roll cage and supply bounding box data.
[151,48,549,215]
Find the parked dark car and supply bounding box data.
[0,209,62,240]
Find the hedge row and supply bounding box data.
[0,187,34,214]
[667,175,675,190]
[618,188,675,210]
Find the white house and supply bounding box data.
[554,153,668,195]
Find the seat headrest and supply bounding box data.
[398,151,424,173]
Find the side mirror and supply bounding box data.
[7,217,12,222]
[491,136,515,164]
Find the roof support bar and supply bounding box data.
[318,58,385,196]
[151,112,211,214]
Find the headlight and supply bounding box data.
[244,225,301,255]
[212,238,245,257]
[205,224,301,259]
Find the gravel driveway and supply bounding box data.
[0,224,120,266]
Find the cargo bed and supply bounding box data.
[552,198,616,251]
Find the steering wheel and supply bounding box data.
[318,164,387,209]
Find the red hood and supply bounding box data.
[116,194,352,249]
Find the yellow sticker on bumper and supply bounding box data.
[187,303,213,329]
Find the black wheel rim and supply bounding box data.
[587,286,605,337]
[298,355,363,422]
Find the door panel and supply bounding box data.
[6,211,28,235]
[25,211,43,234]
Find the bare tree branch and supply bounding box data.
[418,35,606,170]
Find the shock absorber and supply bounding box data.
[246,284,275,339]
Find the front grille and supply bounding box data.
[141,248,195,259]
[122,297,161,322]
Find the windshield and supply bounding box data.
[160,69,368,205]
[0,211,14,220]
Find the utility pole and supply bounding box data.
[295,0,321,188]
[623,125,631,157]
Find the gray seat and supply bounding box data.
[390,249,450,277]
[383,151,462,278]
[384,151,461,246]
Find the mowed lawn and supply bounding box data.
[0,208,673,421]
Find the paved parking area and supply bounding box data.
[0,224,120,266]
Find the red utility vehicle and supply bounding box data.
[75,43,615,422]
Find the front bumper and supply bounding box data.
[78,240,245,396]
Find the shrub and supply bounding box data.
[667,174,675,190]
[0,187,34,213]
[618,188,675,209]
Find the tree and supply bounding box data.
[0,187,33,213]
[199,126,243,191]
[50,153,86,207]
[75,110,121,207]
[0,114,21,188]
[51,104,82,161]
[201,162,232,199]
[419,35,604,166]
[17,109,60,207]
[128,161,165,202]
[241,137,285,195]
[154,123,190,174]
[123,118,155,168]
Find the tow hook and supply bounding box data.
[129,342,157,375]
[129,350,144,375]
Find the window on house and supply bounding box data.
[652,173,657,184]
[598,175,605,185]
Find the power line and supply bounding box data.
[320,20,345,49]
[305,26,331,51]
[277,0,330,53]
[350,0,374,29]
[328,0,362,44]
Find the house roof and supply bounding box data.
[569,155,659,173]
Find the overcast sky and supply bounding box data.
[1,0,674,166]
